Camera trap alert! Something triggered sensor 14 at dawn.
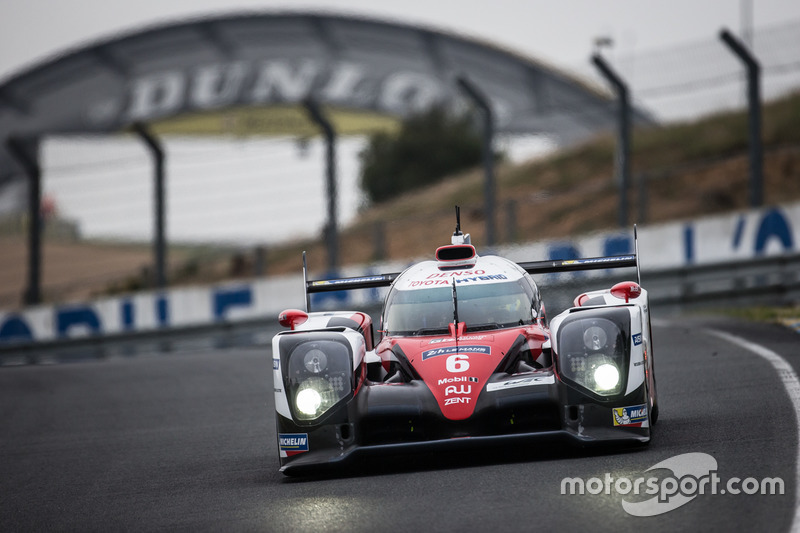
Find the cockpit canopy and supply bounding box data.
[381,257,541,337]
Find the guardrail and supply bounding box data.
[0,316,289,366]
[644,252,800,308]
[2,253,798,365]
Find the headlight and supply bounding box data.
[296,386,323,416]
[583,326,607,351]
[303,349,327,373]
[567,353,622,395]
[281,337,353,422]
[557,310,630,397]
[593,363,620,391]
[294,376,346,419]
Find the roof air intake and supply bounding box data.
[435,244,477,269]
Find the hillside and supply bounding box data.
[265,90,800,275]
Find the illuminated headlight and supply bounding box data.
[573,354,622,395]
[294,377,343,419]
[593,363,620,391]
[282,338,353,422]
[557,310,630,397]
[296,387,322,416]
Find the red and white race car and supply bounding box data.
[272,212,658,475]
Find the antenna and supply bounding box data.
[303,251,310,312]
[452,277,459,328]
[451,205,471,245]
[634,225,641,286]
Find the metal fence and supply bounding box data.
[570,17,800,123]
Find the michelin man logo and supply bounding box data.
[613,404,648,426]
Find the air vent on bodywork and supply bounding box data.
[435,244,477,268]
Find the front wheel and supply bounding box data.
[649,372,659,425]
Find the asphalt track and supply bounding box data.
[1,316,799,532]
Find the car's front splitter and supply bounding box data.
[278,426,649,475]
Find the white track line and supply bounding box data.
[707,328,800,533]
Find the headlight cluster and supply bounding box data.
[557,309,630,397]
[283,337,353,421]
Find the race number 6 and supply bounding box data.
[446,354,470,373]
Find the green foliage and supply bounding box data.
[359,107,483,203]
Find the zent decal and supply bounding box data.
[444,397,471,406]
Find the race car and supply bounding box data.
[272,211,658,475]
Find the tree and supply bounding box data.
[359,107,483,203]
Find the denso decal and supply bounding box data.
[437,376,479,385]
[279,433,309,453]
[425,270,486,278]
[486,375,555,391]
[613,404,648,426]
[421,345,491,360]
[632,333,643,346]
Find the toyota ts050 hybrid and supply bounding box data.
[272,211,658,475]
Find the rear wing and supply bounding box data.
[303,252,400,311]
[522,226,642,282]
[518,254,636,275]
[304,226,641,311]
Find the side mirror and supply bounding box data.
[278,309,308,330]
[536,302,547,326]
[610,282,641,303]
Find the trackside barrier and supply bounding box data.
[1,254,798,365]
[644,252,800,308]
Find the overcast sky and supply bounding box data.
[3,0,800,82]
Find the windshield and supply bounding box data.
[383,278,537,336]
